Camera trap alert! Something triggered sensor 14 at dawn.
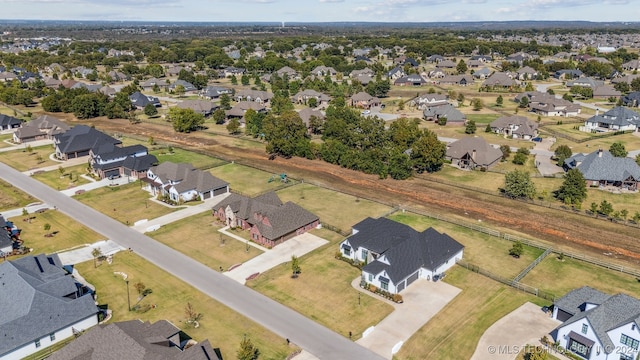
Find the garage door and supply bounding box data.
[104,169,120,178]
[397,281,405,293]
[213,187,227,196]
[202,191,212,199]
[406,271,419,286]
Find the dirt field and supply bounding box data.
[83,116,640,267]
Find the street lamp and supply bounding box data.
[125,280,131,311]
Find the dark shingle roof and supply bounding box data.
[0,114,21,128]
[0,215,12,251]
[0,254,99,356]
[55,125,121,155]
[122,154,158,172]
[565,150,640,182]
[445,137,503,167]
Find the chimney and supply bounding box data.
[598,148,603,157]
[472,149,477,161]
[596,109,599,116]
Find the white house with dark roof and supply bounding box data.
[0,215,13,255]
[0,254,99,360]
[583,107,640,133]
[564,149,640,190]
[339,217,463,294]
[90,143,157,180]
[145,162,229,202]
[552,286,640,360]
[0,114,21,132]
[410,93,448,109]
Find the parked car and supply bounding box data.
[361,110,371,115]
[532,137,543,142]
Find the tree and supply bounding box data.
[230,75,238,85]
[496,95,504,107]
[633,211,640,224]
[621,209,629,223]
[609,142,627,157]
[237,336,260,360]
[437,116,447,126]
[590,202,599,217]
[291,255,301,278]
[555,168,587,206]
[241,74,250,86]
[500,144,511,160]
[25,144,32,153]
[174,84,185,98]
[144,103,158,117]
[512,148,529,165]
[519,96,529,108]
[636,153,640,167]
[219,93,231,110]
[44,223,51,231]
[457,93,465,104]
[456,59,468,74]
[472,98,483,111]
[465,120,476,134]
[509,241,524,258]
[213,108,226,125]
[184,302,203,327]
[503,170,536,199]
[599,200,614,217]
[263,111,310,158]
[91,247,103,268]
[410,129,446,173]
[485,123,492,133]
[134,282,146,295]
[244,109,264,137]
[227,118,241,134]
[554,144,573,167]
[58,165,66,176]
[168,108,204,133]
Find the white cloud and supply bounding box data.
[319,0,344,2]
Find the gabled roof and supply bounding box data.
[177,100,218,114]
[586,106,640,127]
[169,80,197,91]
[236,89,273,101]
[0,215,11,251]
[48,320,221,360]
[482,72,517,87]
[351,91,376,102]
[554,286,611,316]
[0,114,21,127]
[150,162,227,194]
[445,136,503,166]
[122,154,158,172]
[423,103,466,122]
[0,254,99,356]
[129,92,160,107]
[55,125,121,155]
[92,143,147,162]
[490,115,538,137]
[565,150,640,182]
[298,107,324,125]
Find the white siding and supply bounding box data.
[606,323,640,360]
[555,318,605,360]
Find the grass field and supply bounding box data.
[149,211,263,271]
[74,182,178,224]
[150,147,227,169]
[276,183,394,233]
[248,227,394,339]
[0,133,13,148]
[210,163,291,196]
[466,113,501,124]
[8,210,104,255]
[0,145,58,171]
[521,254,640,299]
[0,178,36,211]
[32,164,91,190]
[75,252,293,360]
[395,266,547,360]
[388,212,544,279]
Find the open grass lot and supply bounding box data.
[583,188,640,218]
[425,122,539,149]
[150,147,227,170]
[388,212,544,279]
[466,113,501,124]
[521,254,640,299]
[0,133,14,148]
[0,178,36,211]
[395,266,547,360]
[74,182,178,224]
[0,145,58,171]
[210,162,291,196]
[32,164,91,190]
[276,183,393,233]
[75,252,293,360]
[8,210,104,255]
[149,211,263,271]
[554,132,640,154]
[248,227,394,339]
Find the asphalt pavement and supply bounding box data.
[0,161,385,360]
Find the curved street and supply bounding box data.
[0,161,385,360]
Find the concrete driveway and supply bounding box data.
[470,302,560,360]
[56,239,126,265]
[533,137,564,176]
[356,279,461,359]
[224,232,328,284]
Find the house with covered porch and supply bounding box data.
[145,162,229,203]
[339,217,463,294]
[564,149,640,190]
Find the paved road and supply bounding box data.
[0,161,385,360]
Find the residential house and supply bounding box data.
[43,77,62,89]
[107,70,128,82]
[445,136,503,170]
[222,66,245,77]
[235,89,273,104]
[354,74,373,85]
[472,67,492,79]
[422,103,466,124]
[516,66,538,80]
[292,89,331,106]
[467,60,484,68]
[99,85,117,97]
[54,125,121,161]
[212,192,319,248]
[349,92,381,109]
[200,85,232,99]
[387,66,406,80]
[12,115,69,143]
[622,59,640,71]
[438,59,457,69]
[552,286,640,360]
[47,320,222,360]
[310,66,337,77]
[410,93,448,110]
[394,56,418,67]
[482,72,518,89]
[622,92,640,108]
[338,217,463,294]
[567,77,603,88]
[554,69,584,80]
[226,101,266,121]
[564,149,640,190]
[298,107,324,133]
[0,254,99,360]
[0,214,12,255]
[176,100,218,117]
[145,162,229,202]
[349,68,374,78]
[470,55,492,62]
[428,68,447,79]
[439,74,473,86]
[166,65,187,77]
[611,74,640,86]
[0,71,17,82]
[531,98,581,117]
[394,74,427,86]
[583,106,640,132]
[275,66,299,79]
[90,143,157,180]
[592,85,621,100]
[490,115,539,140]
[426,54,445,63]
[129,92,161,109]
[140,77,168,91]
[169,80,197,94]
[0,114,21,131]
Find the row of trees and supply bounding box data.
[41,86,135,119]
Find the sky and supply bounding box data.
[0,0,639,23]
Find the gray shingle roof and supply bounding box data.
[422,103,466,122]
[490,115,538,137]
[48,320,221,360]
[150,162,228,194]
[445,136,503,167]
[0,215,12,251]
[565,150,640,182]
[0,254,99,356]
[0,114,21,128]
[122,154,158,173]
[55,125,121,155]
[554,286,611,316]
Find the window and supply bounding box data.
[620,353,633,360]
[582,324,588,334]
[35,340,41,348]
[368,274,373,282]
[621,334,639,350]
[49,333,55,341]
[344,248,351,256]
[380,281,389,291]
[361,249,368,261]
[569,339,589,358]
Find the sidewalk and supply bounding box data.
[23,155,88,175]
[0,139,53,153]
[56,239,126,265]
[59,176,131,196]
[1,202,52,219]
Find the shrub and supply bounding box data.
[392,294,403,303]
[369,285,377,293]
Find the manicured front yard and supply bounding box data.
[396,266,547,360]
[0,178,36,211]
[248,228,394,339]
[31,164,91,190]
[75,251,293,360]
[276,183,394,234]
[74,182,178,224]
[0,145,58,171]
[210,162,292,196]
[8,209,104,255]
[150,146,226,169]
[149,211,263,271]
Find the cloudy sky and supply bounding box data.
[0,0,638,23]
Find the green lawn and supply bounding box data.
[0,133,13,148]
[395,266,548,360]
[276,183,394,234]
[74,182,178,224]
[75,252,294,360]
[8,210,105,255]
[466,113,501,124]
[32,164,91,190]
[210,163,291,197]
[248,227,394,339]
[0,178,36,211]
[388,212,544,279]
[0,145,58,171]
[149,211,263,271]
[150,147,227,170]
